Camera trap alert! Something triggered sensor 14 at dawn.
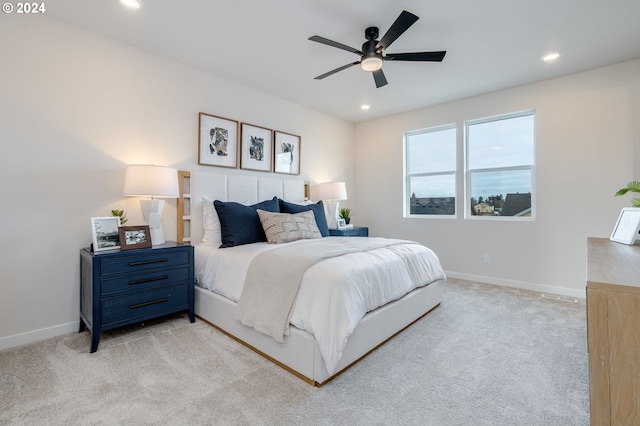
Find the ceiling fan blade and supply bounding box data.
[372,69,388,88]
[385,51,447,62]
[314,62,360,80]
[376,10,419,51]
[308,36,363,55]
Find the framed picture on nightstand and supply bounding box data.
[90,217,121,252]
[118,225,152,250]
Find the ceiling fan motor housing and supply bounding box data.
[365,26,379,41]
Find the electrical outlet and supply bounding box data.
[483,254,491,264]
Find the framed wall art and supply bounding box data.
[198,112,239,169]
[610,207,640,245]
[274,131,301,175]
[118,225,152,250]
[91,217,121,252]
[240,122,273,172]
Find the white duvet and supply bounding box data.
[195,238,446,374]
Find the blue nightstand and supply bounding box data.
[79,241,195,352]
[329,226,369,237]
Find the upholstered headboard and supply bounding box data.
[177,170,307,245]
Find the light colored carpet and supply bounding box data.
[0,278,589,425]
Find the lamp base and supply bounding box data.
[140,199,166,246]
[325,201,340,230]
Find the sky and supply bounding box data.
[407,113,534,200]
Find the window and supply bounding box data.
[466,111,535,218]
[404,125,456,216]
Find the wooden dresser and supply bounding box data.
[587,237,640,426]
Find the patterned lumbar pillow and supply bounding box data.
[257,209,322,244]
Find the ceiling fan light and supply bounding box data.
[361,56,383,72]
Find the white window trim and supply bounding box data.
[464,110,536,221]
[404,124,457,219]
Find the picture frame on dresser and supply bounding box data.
[274,130,301,175]
[118,225,152,250]
[240,122,273,172]
[198,112,239,169]
[610,207,640,245]
[90,217,121,252]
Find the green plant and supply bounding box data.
[339,207,352,220]
[615,181,640,207]
[110,209,128,225]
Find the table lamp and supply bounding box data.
[318,181,347,229]
[123,164,179,246]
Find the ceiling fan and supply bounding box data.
[308,10,446,88]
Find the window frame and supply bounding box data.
[404,123,457,219]
[464,110,536,221]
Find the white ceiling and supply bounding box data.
[46,0,640,123]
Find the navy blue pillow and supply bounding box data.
[278,198,329,237]
[214,197,279,248]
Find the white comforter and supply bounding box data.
[195,238,445,374]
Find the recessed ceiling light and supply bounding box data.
[120,0,141,9]
[361,105,370,110]
[542,52,560,62]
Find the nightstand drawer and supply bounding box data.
[102,284,189,327]
[100,251,189,275]
[101,266,189,296]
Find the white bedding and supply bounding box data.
[195,237,446,374]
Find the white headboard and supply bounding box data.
[177,170,307,245]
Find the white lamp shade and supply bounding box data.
[318,181,347,201]
[123,165,179,198]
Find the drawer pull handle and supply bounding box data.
[129,298,169,310]
[128,258,169,267]
[129,275,169,285]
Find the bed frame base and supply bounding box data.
[195,280,443,386]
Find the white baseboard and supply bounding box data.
[445,271,586,300]
[0,321,80,351]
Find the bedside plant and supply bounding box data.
[339,207,352,225]
[110,209,128,225]
[615,181,640,207]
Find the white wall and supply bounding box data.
[0,17,354,348]
[354,60,640,298]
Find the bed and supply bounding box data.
[177,170,445,386]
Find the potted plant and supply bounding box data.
[339,207,352,225]
[615,181,640,207]
[110,209,128,225]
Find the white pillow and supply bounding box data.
[200,196,222,246]
[257,209,322,244]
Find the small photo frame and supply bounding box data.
[610,207,640,245]
[241,122,273,172]
[337,218,347,230]
[91,217,121,252]
[274,131,301,175]
[118,225,152,250]
[198,112,239,169]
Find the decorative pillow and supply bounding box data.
[200,196,222,246]
[278,198,329,237]
[214,197,279,248]
[257,210,322,244]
